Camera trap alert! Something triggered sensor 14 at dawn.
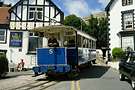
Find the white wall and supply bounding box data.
[5,31,37,68]
[10,0,62,30]
[109,0,135,52]
[7,0,63,68]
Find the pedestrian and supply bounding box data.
[17,59,25,71]
[48,36,59,47]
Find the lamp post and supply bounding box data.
[80,18,84,31]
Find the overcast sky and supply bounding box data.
[4,0,110,17]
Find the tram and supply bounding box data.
[32,25,96,76]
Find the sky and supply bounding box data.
[4,0,110,17]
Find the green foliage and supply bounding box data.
[112,48,124,59]
[64,14,108,50]
[88,15,108,49]
[0,54,8,76]
[64,14,89,31]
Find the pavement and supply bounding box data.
[96,56,119,70]
[5,70,34,78]
[107,61,119,70]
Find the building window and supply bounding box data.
[0,29,6,43]
[122,0,133,6]
[122,12,133,30]
[28,36,43,53]
[122,36,134,50]
[28,7,43,20]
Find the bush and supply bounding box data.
[0,54,8,77]
[112,48,124,60]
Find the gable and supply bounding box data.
[9,0,64,30]
[105,0,115,11]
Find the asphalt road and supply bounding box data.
[45,64,133,90]
[0,64,133,90]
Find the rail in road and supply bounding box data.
[0,74,60,90]
[11,80,59,90]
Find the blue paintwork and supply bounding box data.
[32,47,96,74]
[67,48,78,65]
[33,48,75,73]
[37,48,66,65]
[33,65,71,73]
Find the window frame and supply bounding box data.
[0,29,7,44]
[36,7,43,20]
[28,36,43,54]
[122,10,134,31]
[28,7,43,21]
[122,0,133,6]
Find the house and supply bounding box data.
[105,0,135,52]
[0,2,10,54]
[3,0,64,68]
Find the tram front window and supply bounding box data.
[64,36,75,47]
[68,39,75,47]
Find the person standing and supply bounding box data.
[17,59,25,71]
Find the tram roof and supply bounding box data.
[31,25,96,41]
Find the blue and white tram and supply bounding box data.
[32,25,96,76]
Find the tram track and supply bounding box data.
[10,81,59,90]
[7,78,60,90]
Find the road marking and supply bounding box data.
[71,81,75,90]
[71,80,80,90]
[76,81,80,90]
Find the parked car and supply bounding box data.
[119,51,135,89]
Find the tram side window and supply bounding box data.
[91,40,93,48]
[77,35,81,47]
[93,41,95,48]
[86,39,89,48]
[90,40,92,48]
[94,41,96,49]
[88,40,91,48]
[82,38,85,48]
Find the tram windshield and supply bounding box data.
[45,29,76,47]
[30,26,77,49]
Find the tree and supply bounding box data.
[64,14,89,31]
[88,15,108,49]
[64,14,109,57]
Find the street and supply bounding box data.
[0,64,132,90]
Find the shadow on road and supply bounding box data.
[0,70,33,80]
[0,65,110,82]
[78,65,110,79]
[39,65,110,81]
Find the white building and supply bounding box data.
[0,0,64,68]
[105,0,135,52]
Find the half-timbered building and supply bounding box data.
[6,0,64,68]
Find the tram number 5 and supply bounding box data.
[49,49,53,54]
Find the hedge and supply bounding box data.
[112,48,124,59]
[0,54,8,77]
